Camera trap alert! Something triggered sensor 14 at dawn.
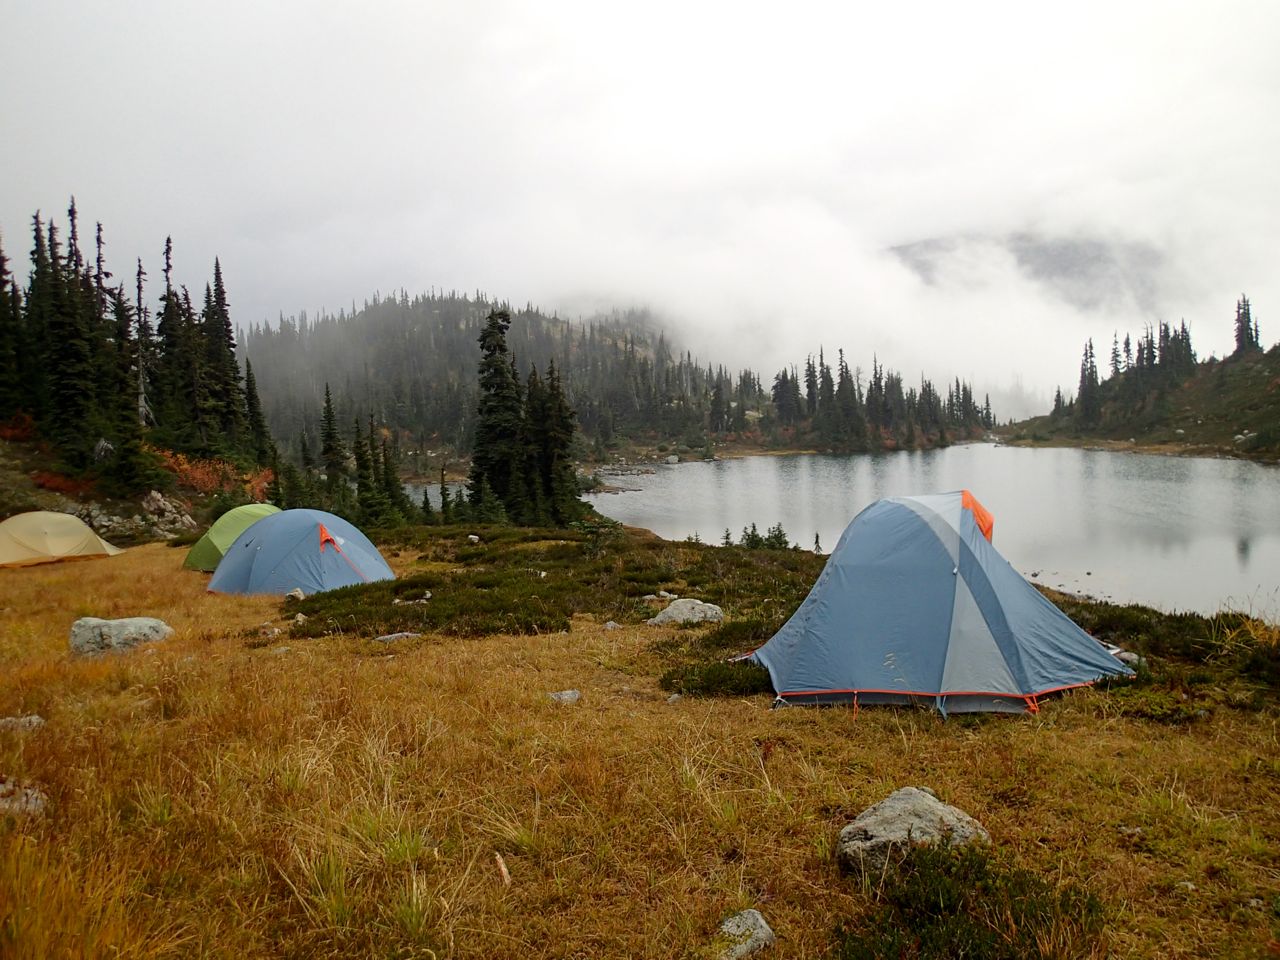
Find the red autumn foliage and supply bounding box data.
[0,412,37,442]
[151,447,274,500]
[31,471,97,496]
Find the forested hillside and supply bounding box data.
[1007,296,1279,459]
[243,292,994,467]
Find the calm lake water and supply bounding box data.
[584,444,1280,617]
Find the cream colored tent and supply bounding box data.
[0,511,123,567]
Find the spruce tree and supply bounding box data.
[439,465,452,524]
[44,217,96,468]
[0,237,19,418]
[469,308,526,516]
[1234,295,1260,356]
[243,359,274,465]
[319,384,345,493]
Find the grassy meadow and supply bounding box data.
[1,526,1278,958]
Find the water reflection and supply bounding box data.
[585,444,1280,616]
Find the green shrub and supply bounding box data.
[1104,685,1202,724]
[658,660,773,697]
[834,844,1104,960]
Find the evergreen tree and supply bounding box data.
[439,465,452,524]
[1075,339,1101,427]
[469,308,526,514]
[243,359,274,465]
[43,216,96,468]
[0,236,19,417]
[319,384,346,492]
[201,259,246,447]
[1233,295,1260,356]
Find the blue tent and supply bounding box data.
[749,491,1131,714]
[208,509,395,596]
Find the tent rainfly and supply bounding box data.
[207,508,394,596]
[748,490,1132,715]
[0,511,123,567]
[184,502,281,571]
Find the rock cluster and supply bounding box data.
[72,489,197,541]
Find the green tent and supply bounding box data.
[184,503,281,571]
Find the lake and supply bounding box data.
[583,444,1280,617]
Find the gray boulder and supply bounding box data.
[0,715,45,732]
[70,617,174,656]
[0,777,47,816]
[837,786,989,874]
[374,632,422,644]
[647,598,724,625]
[717,909,775,959]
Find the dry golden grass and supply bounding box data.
[2,544,1278,958]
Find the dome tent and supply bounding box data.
[208,508,394,596]
[748,490,1131,715]
[0,511,122,567]
[184,502,281,571]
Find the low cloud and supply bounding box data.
[2,0,1277,417]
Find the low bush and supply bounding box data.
[658,660,773,697]
[834,844,1105,960]
[293,524,825,641]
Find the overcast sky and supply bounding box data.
[3,1,1277,414]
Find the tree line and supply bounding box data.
[766,350,993,450]
[0,200,272,494]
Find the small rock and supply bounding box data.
[665,455,679,464]
[657,590,677,599]
[393,592,432,606]
[666,693,683,704]
[548,689,581,705]
[374,632,422,644]
[259,625,282,638]
[604,620,621,630]
[642,594,658,601]
[647,598,724,626]
[1246,897,1264,909]
[271,646,291,655]
[467,534,480,544]
[0,777,47,816]
[837,786,990,875]
[293,613,308,624]
[1117,825,1144,839]
[717,909,775,959]
[1175,881,1196,893]
[0,715,45,732]
[1116,650,1146,668]
[70,617,174,656]
[285,588,305,601]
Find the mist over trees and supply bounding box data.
[243,291,994,466]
